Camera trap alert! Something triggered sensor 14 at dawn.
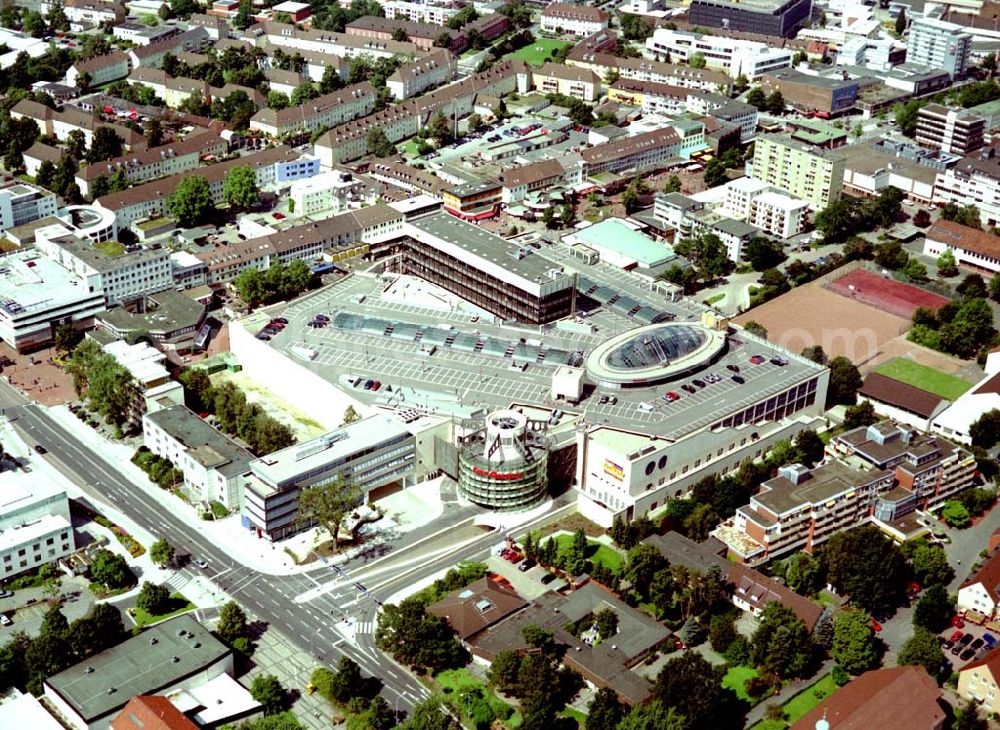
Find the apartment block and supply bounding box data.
[143,405,255,509]
[830,421,976,513]
[915,103,986,155]
[908,18,972,79]
[645,28,793,80]
[0,470,74,580]
[580,127,682,175]
[345,15,467,53]
[289,169,368,216]
[721,176,808,238]
[242,414,416,540]
[75,131,227,198]
[499,158,583,204]
[0,182,57,234]
[61,0,126,28]
[383,0,460,25]
[65,51,130,88]
[933,142,1000,229]
[540,2,609,36]
[531,62,602,102]
[608,79,688,115]
[257,21,426,60]
[726,460,894,563]
[10,99,143,148]
[751,134,846,208]
[386,49,457,100]
[249,82,376,138]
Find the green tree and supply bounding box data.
[703,158,728,188]
[290,82,319,107]
[375,596,466,672]
[586,687,625,730]
[623,543,668,602]
[970,409,1000,448]
[594,607,619,640]
[745,236,786,271]
[801,345,827,364]
[663,175,682,194]
[39,604,69,639]
[936,248,958,277]
[843,401,878,430]
[908,541,954,587]
[87,127,124,164]
[822,525,907,614]
[765,90,785,114]
[894,98,925,137]
[957,274,988,300]
[251,674,287,715]
[688,53,706,69]
[36,159,56,190]
[954,700,988,730]
[827,356,862,406]
[150,538,175,568]
[267,91,290,110]
[750,602,813,678]
[217,600,250,644]
[653,652,733,730]
[223,165,260,211]
[785,552,825,596]
[746,86,766,110]
[167,175,214,227]
[90,548,134,589]
[136,581,171,615]
[895,7,906,34]
[743,320,768,339]
[396,697,460,730]
[903,258,928,282]
[913,583,954,632]
[367,128,395,158]
[297,478,363,551]
[234,267,266,308]
[831,610,881,674]
[794,430,825,466]
[53,322,84,352]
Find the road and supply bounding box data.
[3,388,573,715]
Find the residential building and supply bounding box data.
[923,219,1000,274]
[539,2,609,36]
[143,405,255,509]
[95,146,310,231]
[75,131,227,198]
[959,648,1000,716]
[44,616,234,730]
[830,420,976,513]
[111,696,198,730]
[793,667,945,730]
[645,28,794,80]
[242,414,416,540]
[760,68,859,118]
[933,142,1000,229]
[0,467,74,580]
[264,67,308,97]
[499,158,583,204]
[33,225,173,307]
[112,21,179,46]
[368,157,449,197]
[531,62,602,102]
[256,21,426,61]
[751,134,846,207]
[0,248,106,353]
[915,104,986,155]
[101,340,185,418]
[566,49,733,93]
[786,118,849,149]
[23,141,63,179]
[704,99,759,143]
[249,82,376,138]
[688,0,812,38]
[66,52,131,89]
[907,18,972,78]
[0,691,64,730]
[608,79,689,115]
[289,169,367,215]
[857,372,950,432]
[10,99,143,148]
[841,140,938,205]
[62,0,126,29]
[427,576,528,643]
[580,127,682,175]
[958,550,1000,619]
[383,0,461,25]
[345,15,467,53]
[0,182,57,234]
[386,49,456,100]
[442,180,503,220]
[470,582,669,705]
[396,213,576,324]
[750,190,808,238]
[186,13,231,39]
[127,28,212,69]
[271,0,312,23]
[931,350,1000,444]
[722,460,895,563]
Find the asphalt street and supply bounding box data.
[1,383,575,715]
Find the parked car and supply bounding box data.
[363,380,374,390]
[871,619,883,633]
[540,573,556,584]
[599,395,609,404]
[727,364,740,372]
[942,639,955,650]
[770,357,788,366]
[371,380,382,391]
[273,317,288,325]
[664,391,680,402]
[951,644,964,655]
[692,379,706,388]
[960,633,975,646]
[0,615,11,626]
[681,384,696,394]
[33,444,46,454]
[952,615,967,629]
[961,648,976,661]
[0,591,12,599]
[972,638,985,650]
[518,559,536,572]
[749,354,766,365]
[194,558,208,569]
[315,314,331,322]
[951,630,965,642]
[984,634,997,648]
[732,375,746,384]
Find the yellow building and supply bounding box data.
[958,649,1000,714]
[750,134,846,208]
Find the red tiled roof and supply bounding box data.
[962,549,1000,604]
[859,372,946,418]
[791,666,944,730]
[927,219,1000,262]
[111,696,198,730]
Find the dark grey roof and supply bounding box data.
[143,405,254,477]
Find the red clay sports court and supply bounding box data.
[826,269,950,320]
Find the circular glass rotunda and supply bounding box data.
[457,409,549,511]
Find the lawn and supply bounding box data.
[749,673,839,729]
[559,707,587,727]
[94,240,126,257]
[435,668,514,727]
[504,39,572,67]
[722,665,761,705]
[552,534,624,574]
[131,593,195,627]
[874,358,973,400]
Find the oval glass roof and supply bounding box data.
[605,325,706,369]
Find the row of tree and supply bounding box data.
[64,340,135,427]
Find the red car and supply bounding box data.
[871,619,883,633]
[749,354,766,365]
[371,380,381,391]
[951,630,965,642]
[665,391,680,402]
[273,212,285,220]
[953,615,967,629]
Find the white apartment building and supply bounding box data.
[923,219,1000,274]
[539,2,609,36]
[65,51,131,89]
[749,192,809,238]
[260,22,424,61]
[383,0,460,24]
[0,183,57,234]
[933,145,1000,229]
[386,49,456,100]
[908,18,972,79]
[0,467,74,580]
[289,170,367,216]
[248,82,376,138]
[645,28,794,80]
[143,405,255,509]
[103,340,185,418]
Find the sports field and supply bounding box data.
[827,269,949,319]
[874,358,973,400]
[505,39,573,67]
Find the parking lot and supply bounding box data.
[940,618,997,672]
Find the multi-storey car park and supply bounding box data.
[232,213,829,528]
